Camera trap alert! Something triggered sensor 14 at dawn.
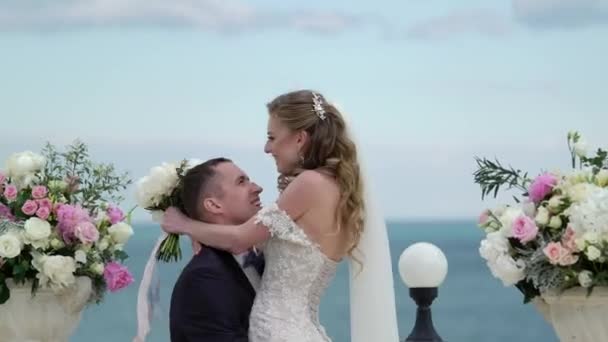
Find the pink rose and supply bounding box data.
[36,206,51,220]
[3,185,17,201]
[21,200,38,216]
[543,242,568,265]
[528,173,558,203]
[103,262,134,292]
[36,198,52,210]
[559,253,579,266]
[31,185,48,199]
[74,221,99,244]
[512,215,539,243]
[478,209,491,226]
[107,205,125,225]
[0,203,14,221]
[562,226,578,251]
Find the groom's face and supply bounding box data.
[214,162,263,224]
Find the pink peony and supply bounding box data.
[528,173,558,203]
[31,185,48,199]
[21,200,38,216]
[107,205,125,225]
[543,242,568,265]
[512,215,539,243]
[0,203,14,221]
[36,206,51,220]
[56,204,91,242]
[74,221,99,244]
[3,185,17,201]
[103,262,134,292]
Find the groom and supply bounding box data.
[169,157,265,342]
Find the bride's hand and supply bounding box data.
[161,207,191,235]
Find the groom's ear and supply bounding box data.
[202,197,223,215]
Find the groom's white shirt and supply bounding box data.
[233,252,261,292]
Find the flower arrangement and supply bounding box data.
[474,131,608,303]
[0,140,134,305]
[135,158,202,262]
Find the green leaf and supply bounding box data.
[113,250,129,263]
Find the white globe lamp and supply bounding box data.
[398,242,447,342]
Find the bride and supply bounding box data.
[161,89,399,341]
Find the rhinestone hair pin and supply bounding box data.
[311,92,327,120]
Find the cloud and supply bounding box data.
[403,9,513,40]
[0,0,364,34]
[512,0,608,29]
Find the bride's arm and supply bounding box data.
[161,170,321,254]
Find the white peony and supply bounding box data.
[568,187,608,235]
[578,270,593,288]
[5,151,46,188]
[135,162,180,208]
[32,253,76,291]
[0,231,23,258]
[479,232,510,263]
[108,222,134,244]
[23,217,51,249]
[490,254,526,287]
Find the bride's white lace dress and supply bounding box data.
[249,203,338,342]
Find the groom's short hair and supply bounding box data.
[180,157,231,220]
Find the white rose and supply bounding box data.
[549,215,563,229]
[50,238,64,250]
[490,254,526,287]
[596,170,608,187]
[108,222,134,244]
[0,231,23,258]
[574,140,588,158]
[586,245,602,261]
[578,270,593,288]
[23,218,51,249]
[91,262,104,275]
[535,207,550,226]
[74,250,87,264]
[32,254,76,291]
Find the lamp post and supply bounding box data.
[398,242,447,342]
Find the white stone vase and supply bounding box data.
[533,286,608,342]
[0,276,93,342]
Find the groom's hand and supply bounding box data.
[161,206,190,235]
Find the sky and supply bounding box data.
[1,0,607,221]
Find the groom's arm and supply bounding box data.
[174,268,249,341]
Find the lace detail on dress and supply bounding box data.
[249,203,337,342]
[254,203,314,247]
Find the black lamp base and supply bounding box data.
[405,287,443,342]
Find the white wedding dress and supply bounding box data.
[249,203,336,341]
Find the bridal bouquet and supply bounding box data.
[0,141,134,305]
[474,131,608,303]
[135,158,202,262]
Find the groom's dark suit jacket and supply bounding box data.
[170,246,256,342]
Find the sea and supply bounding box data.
[70,221,558,342]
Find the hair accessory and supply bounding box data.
[311,92,327,120]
